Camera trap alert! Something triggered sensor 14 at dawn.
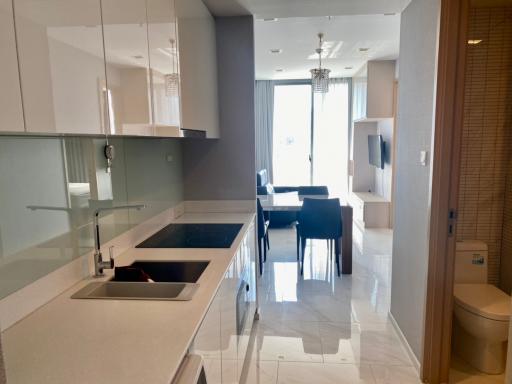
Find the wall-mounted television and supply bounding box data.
[368,134,385,169]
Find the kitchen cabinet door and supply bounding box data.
[101,0,153,136]
[146,0,181,134]
[237,221,257,380]
[175,0,219,138]
[220,256,239,383]
[14,0,108,134]
[191,293,222,384]
[0,0,24,132]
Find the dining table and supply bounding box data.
[257,191,353,274]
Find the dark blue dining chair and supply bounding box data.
[257,198,270,275]
[296,198,342,276]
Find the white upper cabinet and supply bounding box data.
[175,0,219,138]
[14,0,108,134]
[147,0,181,134]
[101,0,153,136]
[4,0,218,138]
[352,60,396,121]
[0,0,24,132]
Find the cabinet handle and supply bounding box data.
[246,284,250,292]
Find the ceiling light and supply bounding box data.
[269,49,282,54]
[310,33,330,93]
[468,39,482,45]
[359,47,370,52]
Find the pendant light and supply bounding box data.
[165,39,179,97]
[310,33,330,93]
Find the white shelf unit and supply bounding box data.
[349,192,390,228]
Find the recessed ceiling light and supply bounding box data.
[275,69,284,72]
[468,39,482,45]
[359,48,370,52]
[345,66,353,70]
[269,49,282,54]
[263,18,278,22]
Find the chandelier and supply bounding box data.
[310,33,330,93]
[165,39,179,97]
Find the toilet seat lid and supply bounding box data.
[454,284,511,321]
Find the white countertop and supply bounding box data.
[2,212,255,384]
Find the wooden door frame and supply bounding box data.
[422,0,469,383]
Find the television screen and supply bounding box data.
[368,135,385,169]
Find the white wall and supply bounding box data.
[375,118,394,200]
[390,0,440,362]
[351,121,377,193]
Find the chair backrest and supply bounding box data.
[298,198,341,239]
[256,198,266,239]
[257,184,275,195]
[298,185,329,196]
[256,169,269,187]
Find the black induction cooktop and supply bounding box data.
[136,223,243,249]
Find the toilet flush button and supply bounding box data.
[472,254,485,265]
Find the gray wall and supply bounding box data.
[183,16,256,200]
[390,0,440,361]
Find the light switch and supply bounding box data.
[420,150,428,166]
[166,155,174,162]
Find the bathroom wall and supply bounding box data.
[0,136,183,300]
[500,13,512,292]
[456,6,512,287]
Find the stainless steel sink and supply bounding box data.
[71,281,198,301]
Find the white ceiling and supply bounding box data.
[255,14,401,80]
[202,0,411,18]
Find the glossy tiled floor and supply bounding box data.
[245,226,421,384]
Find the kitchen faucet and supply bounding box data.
[93,204,146,277]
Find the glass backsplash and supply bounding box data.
[0,136,183,299]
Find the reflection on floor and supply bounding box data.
[245,226,421,384]
[449,355,505,384]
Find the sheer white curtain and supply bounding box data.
[312,78,350,199]
[255,80,275,181]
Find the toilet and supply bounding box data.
[453,240,511,374]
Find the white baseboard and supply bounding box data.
[389,311,422,374]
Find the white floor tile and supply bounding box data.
[370,364,421,383]
[251,227,415,381]
[277,362,375,384]
[242,361,278,384]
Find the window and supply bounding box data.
[272,80,350,199]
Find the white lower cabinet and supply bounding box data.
[190,220,256,384]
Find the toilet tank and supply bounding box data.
[454,240,488,283]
